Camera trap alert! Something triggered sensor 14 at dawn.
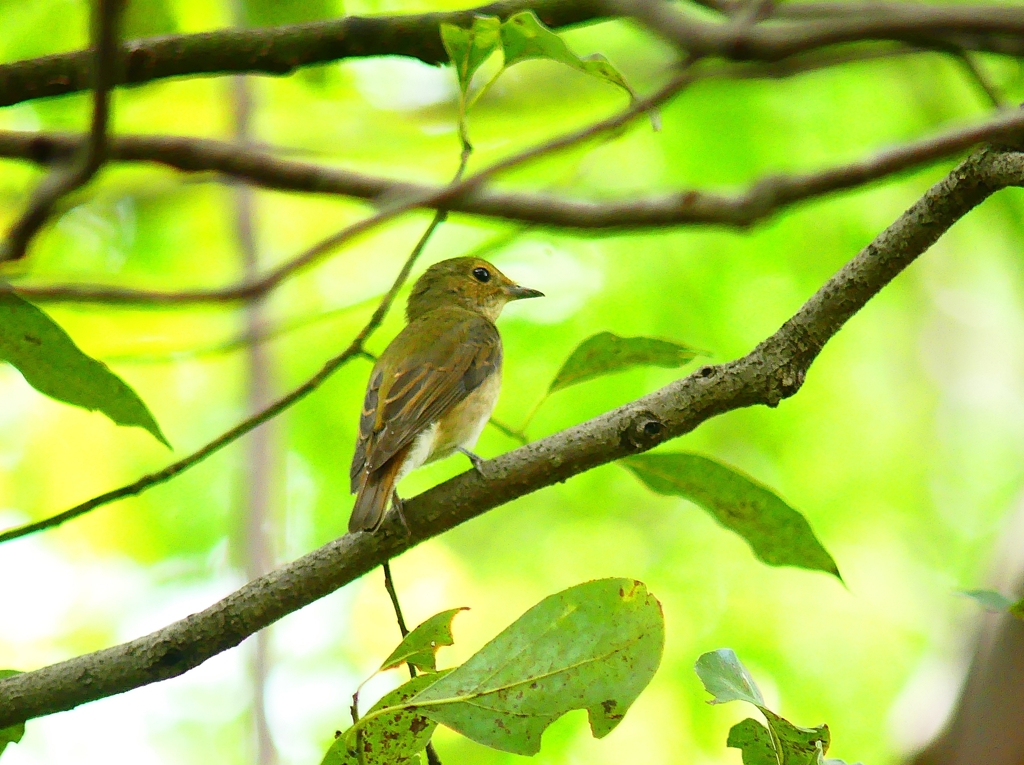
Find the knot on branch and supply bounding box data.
[621,409,667,452]
[763,363,806,408]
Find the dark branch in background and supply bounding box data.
[0,147,472,546]
[7,104,1024,305]
[2,70,684,306]
[0,0,122,262]
[3,0,1024,109]
[614,0,1024,62]
[381,562,445,765]
[1,144,1020,730]
[0,0,607,108]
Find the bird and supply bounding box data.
[348,256,543,533]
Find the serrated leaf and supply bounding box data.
[0,290,168,446]
[408,578,664,755]
[623,453,840,579]
[0,671,24,758]
[380,608,468,673]
[499,11,633,101]
[441,16,501,94]
[549,332,701,394]
[695,649,765,707]
[325,671,452,765]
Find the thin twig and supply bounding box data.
[9,73,680,305]
[0,146,473,546]
[955,51,1006,109]
[9,94,1024,305]
[0,0,122,262]
[381,562,444,765]
[2,146,1020,730]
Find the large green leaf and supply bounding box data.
[408,578,664,755]
[380,608,467,673]
[323,671,452,765]
[0,290,168,446]
[623,453,840,579]
[0,671,24,759]
[440,16,502,95]
[548,332,701,394]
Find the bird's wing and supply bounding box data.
[350,309,501,490]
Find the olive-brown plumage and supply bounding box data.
[349,257,542,532]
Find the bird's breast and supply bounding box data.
[433,369,502,462]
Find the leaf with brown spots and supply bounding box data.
[407,578,664,755]
[322,670,452,765]
[623,453,840,580]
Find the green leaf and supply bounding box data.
[499,11,633,100]
[380,607,468,673]
[440,16,502,95]
[324,671,452,765]
[408,578,664,755]
[623,453,840,579]
[694,648,765,707]
[0,290,168,447]
[727,718,778,765]
[961,589,1024,620]
[728,714,832,765]
[0,671,24,758]
[549,332,701,394]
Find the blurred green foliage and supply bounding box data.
[2,0,1024,764]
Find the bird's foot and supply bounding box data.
[457,446,490,478]
[391,491,412,538]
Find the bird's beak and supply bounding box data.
[505,284,545,300]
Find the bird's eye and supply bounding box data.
[472,266,491,283]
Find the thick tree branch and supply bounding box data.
[0,0,121,262]
[0,145,1019,730]
[8,104,1024,305]
[3,0,1024,109]
[0,0,606,109]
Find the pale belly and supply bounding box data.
[396,370,501,482]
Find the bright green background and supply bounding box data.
[2,1,1024,764]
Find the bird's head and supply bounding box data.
[406,257,544,323]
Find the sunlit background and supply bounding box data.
[3,0,1024,763]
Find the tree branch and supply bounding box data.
[3,0,1024,109]
[0,0,607,109]
[9,104,1024,305]
[1,144,1019,730]
[0,0,122,262]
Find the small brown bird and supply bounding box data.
[348,256,543,532]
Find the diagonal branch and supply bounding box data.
[1,144,1020,730]
[0,0,122,262]
[8,103,1024,305]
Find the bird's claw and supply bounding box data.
[457,446,490,479]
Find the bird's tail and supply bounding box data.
[349,449,407,532]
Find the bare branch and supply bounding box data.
[614,0,1024,62]
[1,144,1020,730]
[0,0,607,109]
[0,0,122,262]
[8,103,1024,304]
[4,0,1024,109]
[7,72,685,305]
